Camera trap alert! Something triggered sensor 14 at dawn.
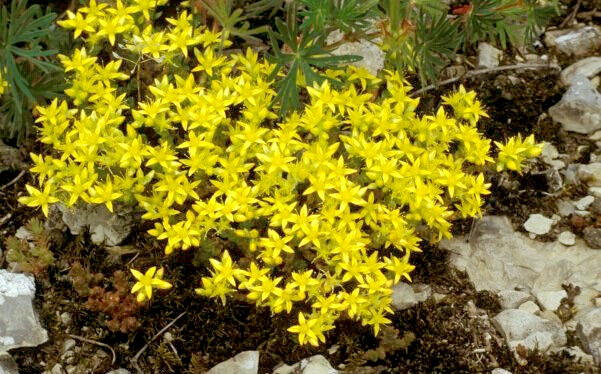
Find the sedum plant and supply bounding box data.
[19,0,542,346]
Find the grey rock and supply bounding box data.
[549,75,601,134]
[207,351,259,374]
[273,355,338,374]
[576,308,601,364]
[578,163,601,186]
[557,231,576,246]
[105,369,131,374]
[0,355,18,374]
[541,142,560,162]
[391,283,431,311]
[583,227,601,249]
[523,214,554,235]
[589,198,601,215]
[592,187,601,198]
[0,270,48,353]
[561,57,601,86]
[0,142,25,173]
[493,309,567,352]
[62,338,76,353]
[498,290,533,309]
[50,363,63,374]
[57,203,133,246]
[442,216,601,315]
[477,42,502,68]
[491,369,512,374]
[544,26,601,56]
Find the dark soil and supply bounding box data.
[2,1,601,373]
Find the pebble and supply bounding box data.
[524,214,554,235]
[583,227,601,249]
[573,196,595,210]
[558,231,576,246]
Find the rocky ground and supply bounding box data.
[2,1,601,373]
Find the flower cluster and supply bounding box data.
[20,0,542,345]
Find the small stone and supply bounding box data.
[589,187,601,198]
[549,75,601,134]
[50,363,63,374]
[561,57,601,86]
[591,130,601,141]
[60,312,72,326]
[562,346,595,364]
[491,369,512,374]
[544,26,601,56]
[391,283,431,311]
[518,300,541,314]
[498,290,533,309]
[477,42,502,68]
[574,196,595,210]
[273,355,338,374]
[105,369,131,374]
[557,200,576,217]
[589,198,601,215]
[523,214,554,235]
[576,308,601,364]
[557,231,576,246]
[62,339,76,353]
[541,142,560,161]
[583,226,601,249]
[578,163,601,186]
[206,351,259,374]
[493,309,567,352]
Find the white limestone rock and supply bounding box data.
[549,75,601,134]
[57,203,133,246]
[0,270,48,353]
[535,290,567,312]
[573,195,595,210]
[327,30,384,76]
[206,351,259,374]
[523,214,554,235]
[391,283,431,311]
[557,231,576,246]
[477,42,502,68]
[442,216,601,315]
[578,163,601,187]
[273,355,338,374]
[518,301,541,314]
[0,355,18,374]
[544,26,601,56]
[576,308,601,364]
[560,57,601,86]
[498,290,533,309]
[493,309,567,352]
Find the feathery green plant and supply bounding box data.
[0,0,65,143]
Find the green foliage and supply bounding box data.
[5,217,55,277]
[197,0,269,46]
[0,0,65,142]
[380,0,560,84]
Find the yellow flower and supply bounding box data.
[18,184,60,217]
[131,266,172,302]
[287,312,320,346]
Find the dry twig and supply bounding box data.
[409,63,561,97]
[131,311,187,374]
[67,334,117,366]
